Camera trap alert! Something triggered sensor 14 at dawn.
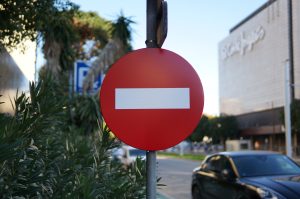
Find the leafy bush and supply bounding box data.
[0,78,146,198]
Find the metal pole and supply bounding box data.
[146,0,159,48]
[284,60,292,157]
[146,151,157,199]
[287,0,295,99]
[146,1,160,198]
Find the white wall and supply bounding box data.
[218,0,300,115]
[0,40,36,113]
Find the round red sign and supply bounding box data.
[100,48,204,150]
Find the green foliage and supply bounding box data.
[0,0,77,51]
[0,0,38,49]
[210,115,239,144]
[111,13,135,51]
[0,0,79,72]
[281,99,300,134]
[0,78,68,198]
[188,114,239,144]
[40,4,79,72]
[0,77,146,198]
[188,115,210,142]
[74,11,111,43]
[72,11,112,61]
[291,99,300,133]
[71,94,101,135]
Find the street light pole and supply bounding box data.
[284,60,292,157]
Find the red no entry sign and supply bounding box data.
[100,48,204,150]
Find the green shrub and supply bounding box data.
[0,78,146,198]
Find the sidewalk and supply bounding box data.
[157,192,174,199]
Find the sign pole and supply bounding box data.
[146,0,159,47]
[146,0,160,198]
[101,1,201,198]
[146,150,156,199]
[100,2,203,199]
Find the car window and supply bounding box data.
[220,156,234,174]
[203,155,229,173]
[232,154,300,177]
[202,156,217,172]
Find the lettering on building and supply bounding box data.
[221,26,265,60]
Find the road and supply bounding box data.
[157,157,201,199]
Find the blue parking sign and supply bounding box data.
[74,61,102,94]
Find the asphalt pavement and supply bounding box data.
[157,156,201,199]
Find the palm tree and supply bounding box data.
[42,9,77,78]
[82,14,134,93]
[41,9,112,82]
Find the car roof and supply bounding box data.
[216,150,281,157]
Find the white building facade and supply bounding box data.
[0,40,36,113]
[218,0,300,152]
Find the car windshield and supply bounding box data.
[232,154,300,177]
[129,149,146,157]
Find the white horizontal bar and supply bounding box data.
[115,88,190,109]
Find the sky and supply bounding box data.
[70,0,267,116]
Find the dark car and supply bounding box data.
[191,151,300,199]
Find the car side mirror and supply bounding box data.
[221,169,235,182]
